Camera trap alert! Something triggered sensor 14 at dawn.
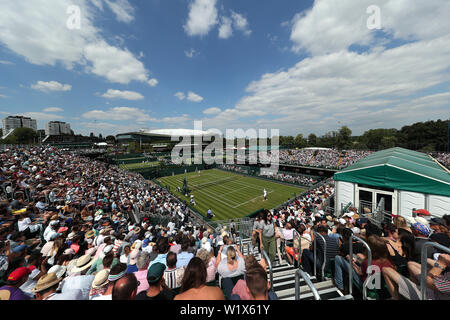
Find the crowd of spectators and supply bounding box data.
[433,152,450,169]
[278,149,372,169]
[259,171,321,187]
[0,147,275,301]
[259,183,450,300]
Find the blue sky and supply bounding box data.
[0,0,449,137]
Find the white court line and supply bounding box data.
[232,190,275,208]
[167,176,240,207]
[166,173,274,208]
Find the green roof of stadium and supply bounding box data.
[333,147,450,197]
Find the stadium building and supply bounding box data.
[116,128,216,152]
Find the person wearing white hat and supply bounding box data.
[89,269,110,300]
[59,254,96,300]
[47,265,67,279]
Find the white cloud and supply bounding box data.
[0,60,14,65]
[43,107,64,112]
[83,40,149,84]
[0,1,153,85]
[147,78,158,87]
[185,48,197,58]
[290,0,450,55]
[104,0,135,23]
[218,16,233,39]
[31,81,72,93]
[21,112,63,121]
[231,11,251,36]
[203,107,221,115]
[175,92,186,100]
[82,107,156,123]
[101,89,144,100]
[184,0,218,37]
[187,91,204,102]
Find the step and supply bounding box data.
[282,287,344,300]
[276,279,336,300]
[330,294,354,300]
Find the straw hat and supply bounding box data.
[47,265,67,279]
[92,269,110,289]
[71,254,94,273]
[32,273,62,293]
[85,230,95,239]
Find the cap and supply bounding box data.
[7,267,32,282]
[147,262,165,284]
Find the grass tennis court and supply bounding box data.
[119,161,160,170]
[159,169,305,221]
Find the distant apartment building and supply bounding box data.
[2,116,37,137]
[45,121,71,136]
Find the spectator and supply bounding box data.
[196,247,216,284]
[59,254,95,300]
[174,257,224,300]
[89,269,110,299]
[176,237,194,268]
[216,245,245,279]
[133,251,150,294]
[135,262,176,300]
[383,253,450,300]
[33,272,82,300]
[259,211,277,265]
[112,273,138,300]
[231,265,278,300]
[91,263,127,300]
[164,252,184,290]
[411,222,438,261]
[0,267,32,300]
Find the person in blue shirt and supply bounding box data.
[176,237,194,268]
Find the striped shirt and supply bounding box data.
[164,268,184,289]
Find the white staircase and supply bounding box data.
[239,236,352,301]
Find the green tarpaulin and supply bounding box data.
[333,147,450,197]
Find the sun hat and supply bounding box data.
[131,240,142,251]
[363,207,371,214]
[103,245,114,255]
[351,227,361,234]
[129,249,139,265]
[85,230,95,239]
[147,262,165,284]
[67,232,77,240]
[32,272,62,293]
[85,247,97,256]
[92,269,110,289]
[47,265,67,279]
[339,218,347,225]
[71,254,95,273]
[63,248,75,256]
[133,227,141,234]
[415,217,429,226]
[57,227,68,233]
[7,267,32,282]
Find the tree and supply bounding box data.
[336,126,352,149]
[106,135,116,144]
[9,127,37,144]
[307,133,318,147]
[294,134,307,148]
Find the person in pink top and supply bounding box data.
[231,255,269,300]
[133,251,150,294]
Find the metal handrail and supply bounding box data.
[312,230,327,278]
[261,249,273,291]
[295,269,321,300]
[349,235,372,299]
[420,242,450,300]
